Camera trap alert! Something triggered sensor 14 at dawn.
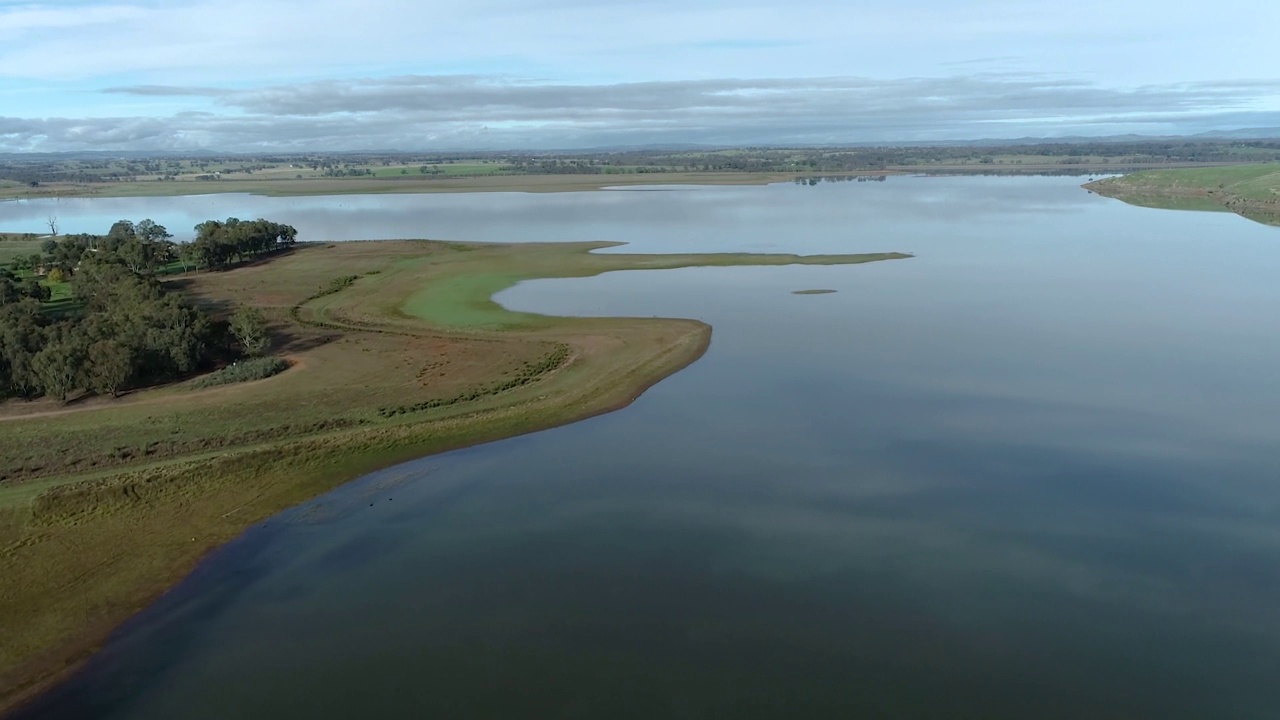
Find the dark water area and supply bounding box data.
[13,178,1280,719]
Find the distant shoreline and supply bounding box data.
[1,162,1252,201]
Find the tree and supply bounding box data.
[119,237,160,274]
[176,242,198,273]
[40,238,58,255]
[134,219,171,244]
[47,215,58,237]
[86,340,132,397]
[22,278,50,302]
[31,338,83,403]
[104,220,136,251]
[0,273,20,306]
[229,306,269,356]
[0,300,46,397]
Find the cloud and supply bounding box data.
[2,0,1279,151]
[0,74,1260,152]
[213,75,1280,120]
[0,3,145,37]
[102,84,232,98]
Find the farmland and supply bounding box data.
[5,140,1280,200]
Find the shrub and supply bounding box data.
[187,356,289,390]
[303,275,359,301]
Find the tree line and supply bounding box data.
[186,218,297,270]
[0,217,295,402]
[6,217,297,280]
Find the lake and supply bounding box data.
[12,177,1280,719]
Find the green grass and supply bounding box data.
[1099,164,1280,198]
[368,163,512,177]
[400,271,530,328]
[1085,163,1280,223]
[0,240,43,264]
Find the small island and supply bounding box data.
[792,289,838,295]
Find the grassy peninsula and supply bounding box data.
[1085,164,1280,224]
[0,239,909,713]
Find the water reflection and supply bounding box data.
[1,175,1099,248]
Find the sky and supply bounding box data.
[2,0,1279,152]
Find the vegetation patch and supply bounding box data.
[185,357,290,390]
[318,274,359,297]
[378,344,570,417]
[792,289,837,295]
[1086,163,1280,224]
[0,217,297,405]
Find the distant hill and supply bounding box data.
[4,131,1280,159]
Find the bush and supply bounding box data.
[187,356,289,390]
[319,275,358,297]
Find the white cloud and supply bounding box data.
[4,74,1278,152]
[1,0,1278,149]
[0,3,145,37]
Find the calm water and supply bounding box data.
[14,178,1280,719]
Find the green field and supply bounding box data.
[0,239,910,713]
[368,162,511,178]
[1093,164,1280,198]
[0,240,44,264]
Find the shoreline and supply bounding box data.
[0,240,908,716]
[3,319,715,719]
[1083,165,1280,225]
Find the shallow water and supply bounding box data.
[14,177,1280,719]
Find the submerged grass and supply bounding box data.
[0,239,909,714]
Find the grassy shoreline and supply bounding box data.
[0,239,909,715]
[1084,164,1280,224]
